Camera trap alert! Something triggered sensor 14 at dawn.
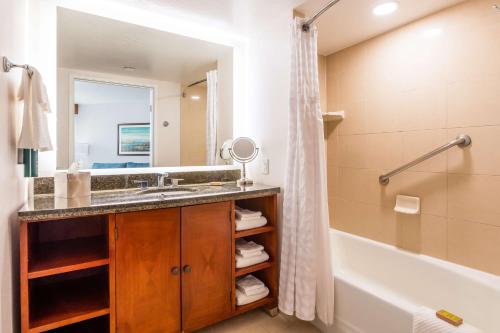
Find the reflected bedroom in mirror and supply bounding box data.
[56,8,234,171]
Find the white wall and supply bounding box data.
[75,102,151,168]
[0,0,27,331]
[57,68,181,170]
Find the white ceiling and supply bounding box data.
[74,80,152,105]
[119,0,303,33]
[57,8,232,84]
[295,0,466,55]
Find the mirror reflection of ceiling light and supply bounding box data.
[191,95,201,100]
[373,1,399,16]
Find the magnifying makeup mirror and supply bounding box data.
[229,137,259,186]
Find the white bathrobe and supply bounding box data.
[18,67,53,151]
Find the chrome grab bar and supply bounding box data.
[379,134,471,185]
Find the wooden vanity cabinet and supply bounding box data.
[116,202,232,333]
[181,202,233,331]
[20,194,278,333]
[115,208,181,333]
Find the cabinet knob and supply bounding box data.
[183,265,192,273]
[171,267,180,275]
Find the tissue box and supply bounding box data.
[54,172,91,199]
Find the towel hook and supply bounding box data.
[2,56,33,78]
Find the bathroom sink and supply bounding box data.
[139,187,198,196]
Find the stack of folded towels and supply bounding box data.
[236,238,270,268]
[235,206,267,231]
[236,274,269,306]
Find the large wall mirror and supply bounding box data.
[56,8,234,170]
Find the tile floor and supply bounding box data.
[194,309,321,333]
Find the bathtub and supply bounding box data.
[313,229,500,333]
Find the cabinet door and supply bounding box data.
[181,202,232,331]
[116,209,181,333]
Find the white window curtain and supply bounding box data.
[206,69,218,165]
[279,17,335,325]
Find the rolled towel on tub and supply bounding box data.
[413,307,482,333]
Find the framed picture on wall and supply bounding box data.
[117,123,151,156]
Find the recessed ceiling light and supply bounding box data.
[373,1,399,16]
[191,95,201,100]
[122,66,136,72]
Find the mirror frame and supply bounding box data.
[29,0,248,176]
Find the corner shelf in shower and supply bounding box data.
[322,111,345,122]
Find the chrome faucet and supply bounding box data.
[133,180,149,190]
[157,172,169,188]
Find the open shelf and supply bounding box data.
[235,261,273,277]
[29,270,109,333]
[234,226,274,238]
[29,236,108,279]
[322,111,345,122]
[234,296,273,315]
[45,316,109,332]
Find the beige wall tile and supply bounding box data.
[337,100,367,135]
[327,43,367,76]
[365,132,404,170]
[327,166,339,198]
[333,199,396,245]
[395,214,447,259]
[445,10,500,83]
[325,0,500,275]
[448,126,500,175]
[325,125,338,165]
[326,72,340,111]
[318,55,328,114]
[339,132,405,170]
[396,85,447,132]
[396,214,422,253]
[421,214,448,259]
[337,66,366,105]
[447,75,500,128]
[448,174,500,227]
[364,88,399,134]
[337,134,368,168]
[402,130,447,173]
[448,218,500,275]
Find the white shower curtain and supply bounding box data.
[206,70,218,165]
[279,17,335,325]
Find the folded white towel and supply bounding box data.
[236,286,269,306]
[235,216,267,231]
[236,239,265,257]
[17,67,53,151]
[413,307,482,333]
[235,207,262,220]
[236,251,270,268]
[236,275,266,296]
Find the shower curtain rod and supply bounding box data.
[187,78,207,87]
[302,0,341,32]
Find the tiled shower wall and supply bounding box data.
[324,0,500,275]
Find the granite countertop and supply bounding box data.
[19,183,280,222]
